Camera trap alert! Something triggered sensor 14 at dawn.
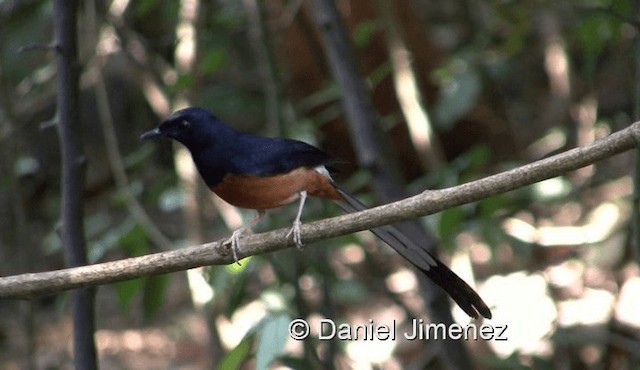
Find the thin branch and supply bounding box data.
[17,43,58,53]
[89,5,174,252]
[633,0,640,262]
[375,0,445,171]
[0,121,638,299]
[243,0,282,134]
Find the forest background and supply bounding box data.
[0,0,639,369]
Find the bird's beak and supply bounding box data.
[140,127,163,140]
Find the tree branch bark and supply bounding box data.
[0,121,638,299]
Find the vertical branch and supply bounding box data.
[375,0,445,171]
[243,0,282,134]
[633,2,640,261]
[309,0,474,368]
[309,0,383,171]
[53,1,97,369]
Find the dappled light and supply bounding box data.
[0,0,638,368]
[481,272,556,358]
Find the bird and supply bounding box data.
[140,107,492,319]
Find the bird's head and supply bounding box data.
[140,107,232,150]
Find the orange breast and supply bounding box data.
[211,167,343,210]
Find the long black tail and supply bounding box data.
[333,186,492,319]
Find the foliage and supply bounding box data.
[0,0,638,368]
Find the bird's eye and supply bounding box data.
[180,120,191,128]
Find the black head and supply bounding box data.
[140,107,234,150]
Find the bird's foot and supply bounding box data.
[222,211,265,266]
[286,220,304,250]
[224,229,244,265]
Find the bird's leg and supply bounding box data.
[286,190,307,250]
[226,210,265,264]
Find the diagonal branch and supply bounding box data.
[0,121,638,299]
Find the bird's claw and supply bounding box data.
[286,220,304,250]
[224,229,243,265]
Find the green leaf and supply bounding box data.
[115,278,144,310]
[439,207,465,248]
[218,333,254,370]
[89,218,142,263]
[119,224,149,256]
[174,73,195,92]
[433,65,481,131]
[223,266,252,317]
[466,144,491,170]
[202,49,226,74]
[134,0,159,17]
[575,13,621,57]
[611,0,632,15]
[143,274,170,320]
[255,314,291,370]
[353,20,380,49]
[478,195,507,219]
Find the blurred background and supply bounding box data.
[0,0,639,369]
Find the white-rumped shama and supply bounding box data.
[141,107,491,319]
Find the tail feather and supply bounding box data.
[334,186,492,319]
